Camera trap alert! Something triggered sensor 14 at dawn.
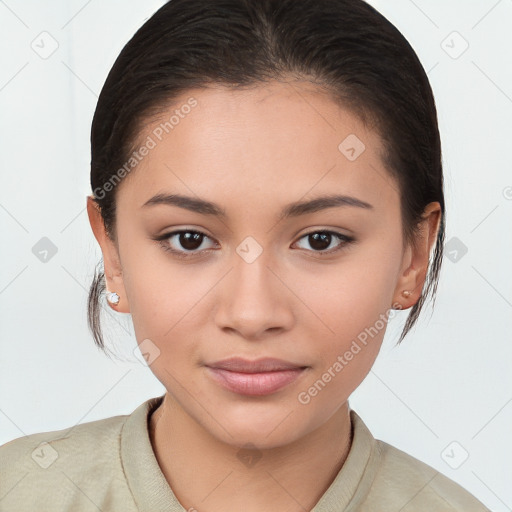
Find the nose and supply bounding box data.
[213,249,295,341]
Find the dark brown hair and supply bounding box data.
[88,0,445,353]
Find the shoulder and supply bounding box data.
[366,439,490,511]
[0,412,127,469]
[0,413,136,511]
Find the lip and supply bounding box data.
[205,357,308,396]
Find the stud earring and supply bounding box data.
[107,291,120,306]
[401,290,411,298]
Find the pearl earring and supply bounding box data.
[107,291,120,306]
[401,290,411,298]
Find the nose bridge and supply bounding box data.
[214,240,293,337]
[231,242,280,308]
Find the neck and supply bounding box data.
[149,394,352,512]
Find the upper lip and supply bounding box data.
[205,357,306,373]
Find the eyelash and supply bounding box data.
[153,229,355,260]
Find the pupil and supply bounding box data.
[310,232,331,251]
[180,232,202,250]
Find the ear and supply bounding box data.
[392,201,442,310]
[86,195,130,313]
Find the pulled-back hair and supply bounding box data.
[89,0,445,352]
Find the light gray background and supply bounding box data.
[0,1,511,510]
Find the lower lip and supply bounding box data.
[205,367,306,396]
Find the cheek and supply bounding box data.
[299,236,402,390]
[120,235,202,332]
[296,281,391,420]
[306,247,401,344]
[120,245,214,374]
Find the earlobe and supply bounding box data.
[392,202,442,310]
[86,195,130,313]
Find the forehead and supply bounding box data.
[117,80,398,215]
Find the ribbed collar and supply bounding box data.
[120,394,380,512]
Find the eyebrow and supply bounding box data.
[142,192,373,220]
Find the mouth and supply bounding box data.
[204,357,308,396]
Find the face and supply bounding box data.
[89,80,437,449]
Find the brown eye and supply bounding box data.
[307,232,332,251]
[177,231,204,251]
[295,230,354,254]
[155,229,354,260]
[157,230,216,258]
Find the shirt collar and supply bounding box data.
[121,394,380,512]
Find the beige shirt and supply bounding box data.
[0,394,490,511]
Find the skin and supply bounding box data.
[87,79,441,512]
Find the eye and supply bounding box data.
[153,228,354,260]
[294,230,354,255]
[155,229,217,258]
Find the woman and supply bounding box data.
[0,0,491,510]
